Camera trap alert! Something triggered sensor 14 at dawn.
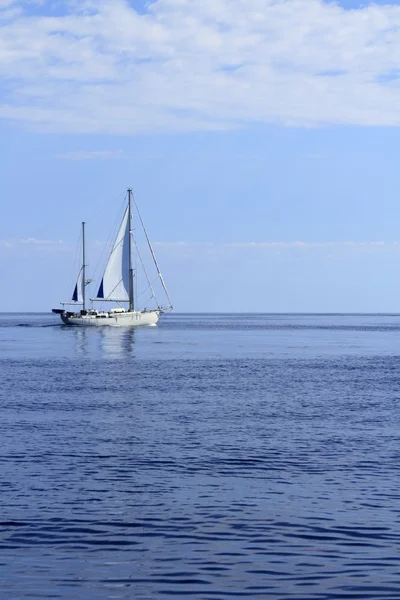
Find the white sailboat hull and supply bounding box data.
[61,310,160,327]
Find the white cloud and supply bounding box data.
[154,240,400,250]
[223,241,389,248]
[20,237,63,244]
[2,238,400,252]
[56,149,124,160]
[0,0,21,19]
[0,237,67,252]
[147,241,400,269]
[0,0,400,132]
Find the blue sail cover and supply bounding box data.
[97,278,104,299]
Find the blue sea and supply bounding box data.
[1,312,400,599]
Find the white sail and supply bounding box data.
[72,267,84,303]
[96,206,130,301]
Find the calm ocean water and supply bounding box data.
[1,312,400,599]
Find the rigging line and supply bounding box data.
[142,293,156,309]
[133,238,159,306]
[102,278,124,300]
[90,275,126,302]
[132,194,173,308]
[90,189,126,224]
[134,234,138,311]
[67,227,83,298]
[135,277,159,302]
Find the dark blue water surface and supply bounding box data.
[1,313,400,599]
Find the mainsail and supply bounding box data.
[72,267,84,303]
[96,206,130,302]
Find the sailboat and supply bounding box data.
[52,188,172,327]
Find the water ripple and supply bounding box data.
[2,314,400,598]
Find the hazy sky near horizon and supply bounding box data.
[1,0,400,312]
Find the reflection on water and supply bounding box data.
[74,328,88,356]
[71,326,136,358]
[6,312,400,361]
[100,327,136,358]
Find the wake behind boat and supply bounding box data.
[52,188,172,327]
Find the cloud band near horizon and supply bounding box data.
[2,239,400,251]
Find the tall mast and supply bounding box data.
[82,221,86,311]
[128,188,134,312]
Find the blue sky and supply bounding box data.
[1,0,400,312]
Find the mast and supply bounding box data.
[128,188,134,312]
[82,221,86,311]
